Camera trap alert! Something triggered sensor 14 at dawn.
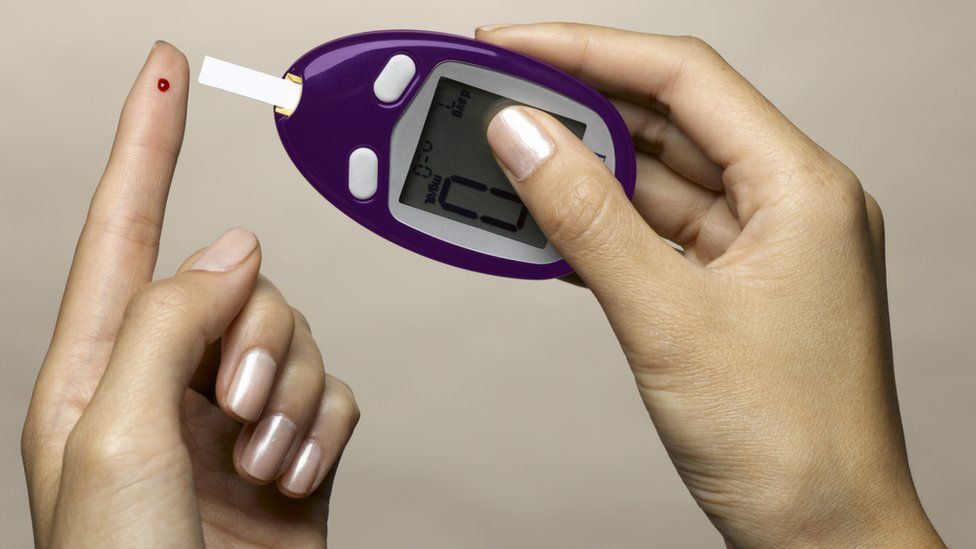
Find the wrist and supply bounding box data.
[718,485,943,548]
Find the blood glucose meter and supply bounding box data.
[199,30,636,279]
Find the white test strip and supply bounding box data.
[198,56,301,112]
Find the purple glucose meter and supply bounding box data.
[274,30,636,279]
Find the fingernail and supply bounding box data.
[150,40,169,54]
[190,228,257,272]
[226,349,277,422]
[281,440,324,495]
[487,107,554,181]
[477,24,514,32]
[240,414,297,481]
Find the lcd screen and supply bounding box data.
[399,77,587,249]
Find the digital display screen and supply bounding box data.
[399,78,586,249]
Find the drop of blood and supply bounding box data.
[157,78,170,92]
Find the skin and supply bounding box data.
[481,23,944,547]
[22,42,359,547]
[22,24,945,548]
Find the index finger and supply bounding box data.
[51,42,189,357]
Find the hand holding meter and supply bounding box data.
[199,30,636,278]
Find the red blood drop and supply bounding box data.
[157,78,170,92]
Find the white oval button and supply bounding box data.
[348,147,378,200]
[373,54,416,103]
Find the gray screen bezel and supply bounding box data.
[388,61,617,265]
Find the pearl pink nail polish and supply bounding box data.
[281,440,324,495]
[190,227,257,272]
[486,107,554,181]
[226,349,277,422]
[240,414,297,481]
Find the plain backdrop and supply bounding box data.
[2,1,974,547]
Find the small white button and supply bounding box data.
[373,54,416,103]
[348,147,378,200]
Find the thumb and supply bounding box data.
[82,227,261,426]
[487,106,688,307]
[50,228,260,546]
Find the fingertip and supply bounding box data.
[487,106,555,182]
[109,39,191,169]
[275,375,358,498]
[488,106,682,300]
[278,440,328,498]
[138,40,189,100]
[235,414,298,484]
[476,22,581,48]
[189,227,259,273]
[232,424,270,485]
[475,23,515,37]
[489,105,604,185]
[148,40,189,75]
[221,348,278,423]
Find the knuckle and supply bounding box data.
[328,375,355,399]
[800,150,861,192]
[63,419,184,484]
[336,394,362,426]
[780,154,869,226]
[279,355,326,400]
[327,376,360,425]
[863,191,885,230]
[823,164,869,222]
[248,288,295,331]
[676,35,719,59]
[84,207,163,256]
[545,173,615,250]
[636,111,671,154]
[291,307,311,331]
[550,21,581,35]
[254,274,283,299]
[290,352,327,394]
[64,424,132,474]
[126,280,193,321]
[250,292,286,317]
[309,361,327,391]
[20,416,38,468]
[830,161,863,193]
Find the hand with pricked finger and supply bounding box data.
[22,42,358,548]
[480,23,943,548]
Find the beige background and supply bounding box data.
[2,1,974,547]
